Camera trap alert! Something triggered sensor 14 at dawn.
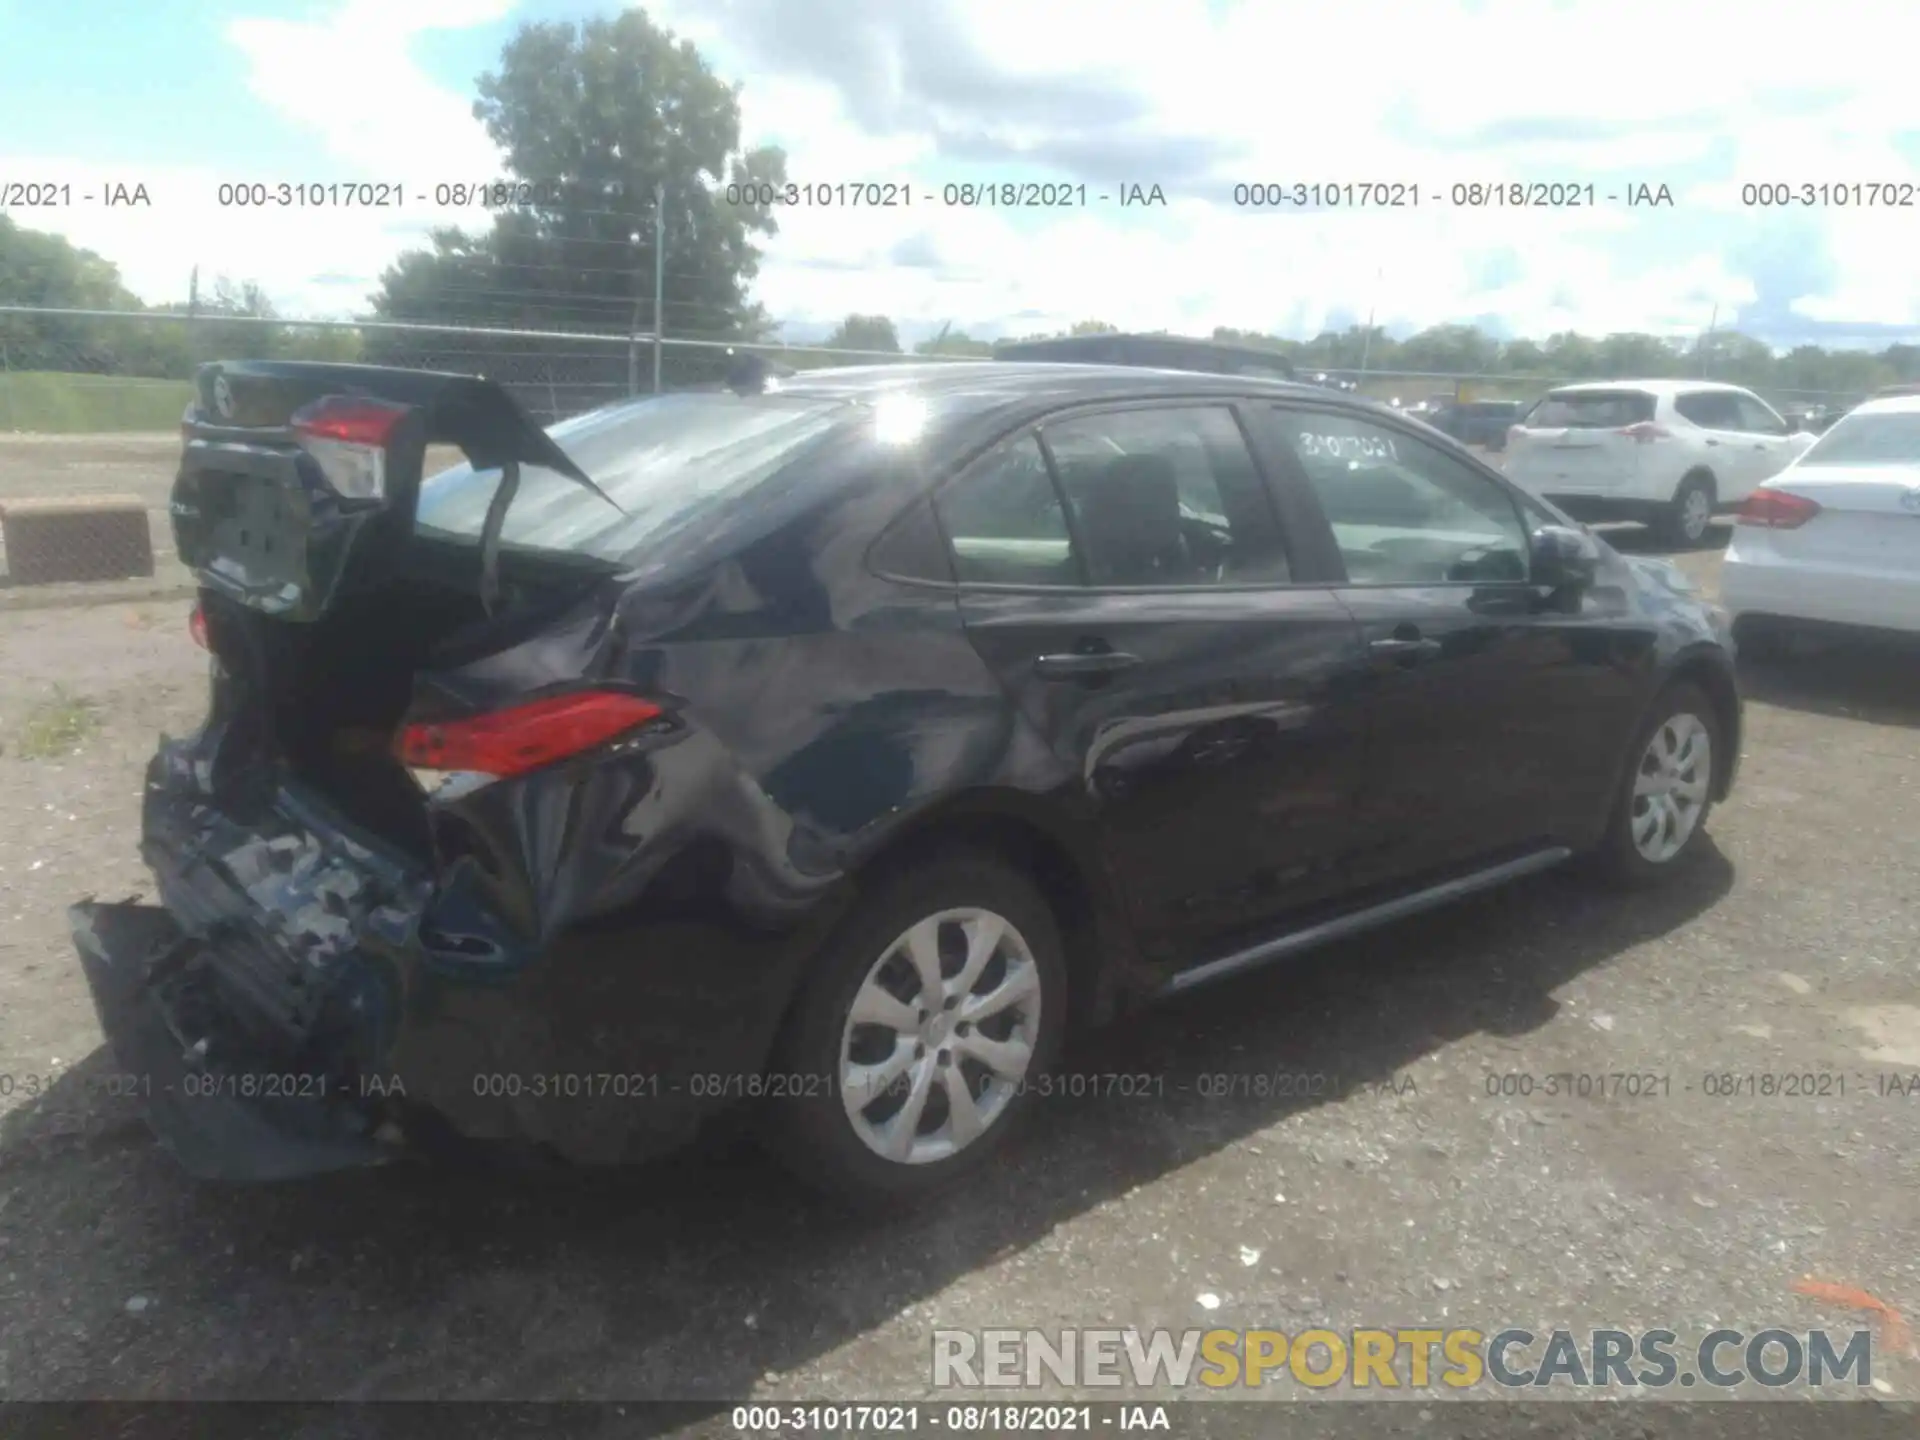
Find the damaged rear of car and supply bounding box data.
[72,361,866,1181]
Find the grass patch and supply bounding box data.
[14,686,101,758]
[0,371,193,433]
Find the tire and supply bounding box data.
[1591,682,1720,886]
[759,848,1068,1208]
[1659,473,1717,548]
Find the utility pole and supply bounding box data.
[628,245,643,397]
[651,182,665,393]
[1358,267,1382,379]
[188,266,202,367]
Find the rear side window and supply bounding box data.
[936,435,1080,586]
[1525,390,1656,428]
[1041,407,1292,586]
[1673,391,1741,429]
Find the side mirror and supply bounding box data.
[1529,523,1602,591]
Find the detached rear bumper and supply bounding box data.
[69,901,389,1182]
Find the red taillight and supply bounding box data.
[1617,422,1670,443]
[292,396,409,447]
[1735,488,1821,529]
[291,396,409,501]
[189,602,209,650]
[396,691,664,779]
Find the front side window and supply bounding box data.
[1040,407,1292,586]
[1262,407,1528,584]
[1731,393,1788,434]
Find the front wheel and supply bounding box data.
[759,849,1067,1208]
[1592,683,1720,885]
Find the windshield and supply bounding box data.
[1524,390,1655,429]
[414,391,853,563]
[1797,410,1920,466]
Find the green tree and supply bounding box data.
[0,215,159,375]
[823,314,901,354]
[369,9,788,393]
[915,328,994,358]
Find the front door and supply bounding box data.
[1248,402,1640,889]
[934,403,1373,965]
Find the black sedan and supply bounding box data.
[70,359,1740,1205]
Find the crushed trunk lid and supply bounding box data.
[172,361,618,622]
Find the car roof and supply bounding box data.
[1842,393,1920,417]
[1543,379,1754,397]
[995,332,1293,362]
[760,360,1350,422]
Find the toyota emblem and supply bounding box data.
[212,373,234,420]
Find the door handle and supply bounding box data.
[1034,649,1142,679]
[1703,438,1719,446]
[1369,636,1443,662]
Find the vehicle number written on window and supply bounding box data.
[1294,430,1398,462]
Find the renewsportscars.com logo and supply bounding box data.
[932,1327,1877,1391]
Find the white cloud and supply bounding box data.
[224,0,512,180]
[656,0,1920,345]
[0,0,516,317]
[10,0,1920,345]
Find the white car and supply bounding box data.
[1721,394,1920,651]
[1503,381,1818,547]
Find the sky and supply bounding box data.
[5,0,1920,351]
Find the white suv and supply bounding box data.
[1503,381,1817,546]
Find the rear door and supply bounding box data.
[1505,389,1655,497]
[936,401,1372,964]
[1250,403,1641,887]
[1671,390,1752,496]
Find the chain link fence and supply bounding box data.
[0,305,1876,599]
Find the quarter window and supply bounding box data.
[1263,408,1529,584]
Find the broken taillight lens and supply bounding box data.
[189,601,209,650]
[290,396,409,501]
[395,691,664,780]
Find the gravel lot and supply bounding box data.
[1,477,1917,1431]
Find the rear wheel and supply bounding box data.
[1660,473,1717,548]
[760,849,1067,1208]
[1593,683,1720,885]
